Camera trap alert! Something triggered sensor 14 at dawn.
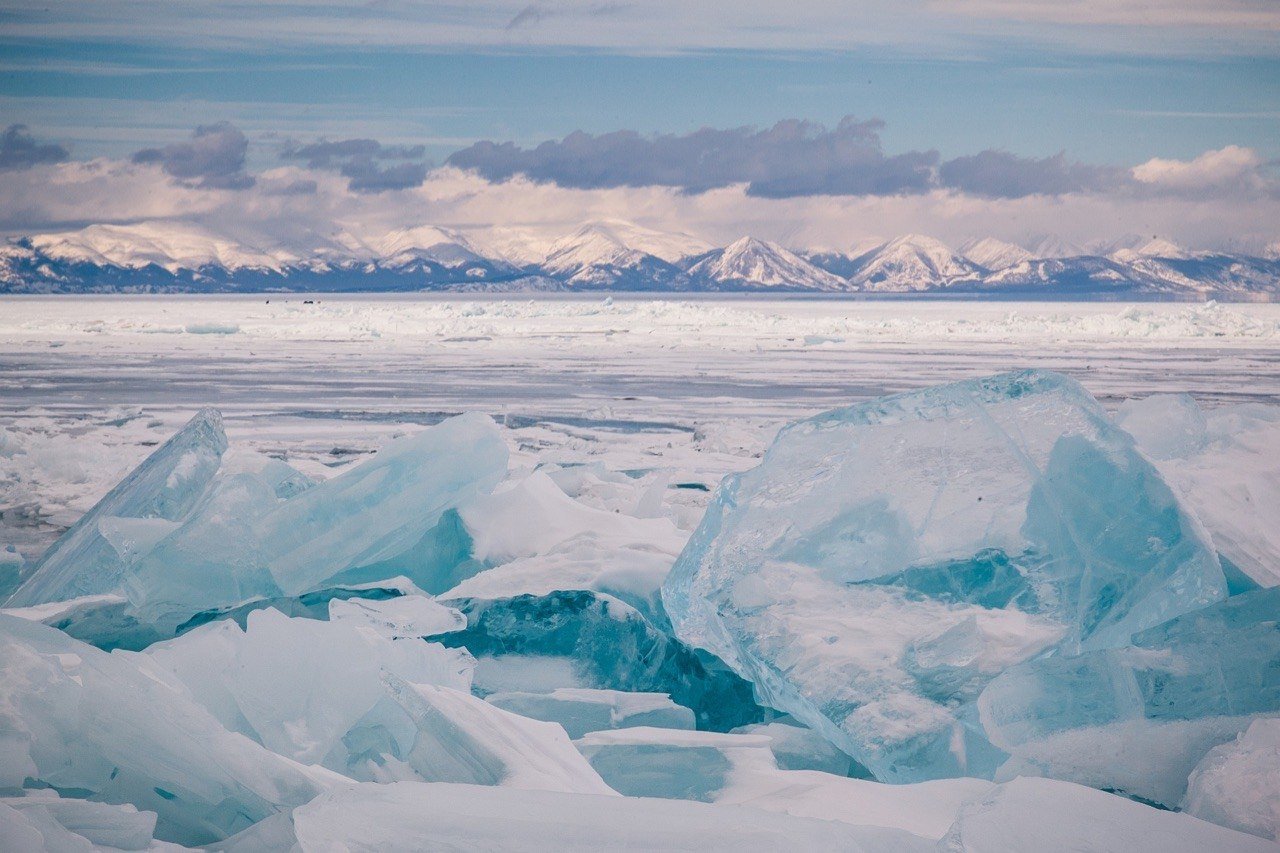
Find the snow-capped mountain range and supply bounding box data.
[3,219,1278,298]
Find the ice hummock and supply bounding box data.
[123,412,507,631]
[1182,718,1280,841]
[663,370,1227,782]
[6,407,227,608]
[486,688,695,739]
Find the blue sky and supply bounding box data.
[3,1,1278,166]
[0,1,1277,250]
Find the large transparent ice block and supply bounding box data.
[663,370,1226,782]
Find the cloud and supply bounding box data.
[131,122,254,189]
[0,125,70,170]
[1131,145,1274,194]
[938,150,1124,197]
[280,137,429,193]
[447,117,939,197]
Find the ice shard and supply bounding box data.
[977,586,1280,806]
[663,370,1226,782]
[123,413,507,631]
[1182,718,1280,842]
[0,613,331,847]
[6,408,227,608]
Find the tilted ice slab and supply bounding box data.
[663,370,1226,782]
[1182,718,1280,842]
[486,688,695,740]
[978,586,1280,807]
[122,413,507,631]
[6,408,227,608]
[220,781,933,853]
[0,613,332,847]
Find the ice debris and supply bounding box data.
[6,408,227,608]
[663,370,1228,782]
[0,613,331,846]
[123,412,507,631]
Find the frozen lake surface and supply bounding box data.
[3,295,1280,562]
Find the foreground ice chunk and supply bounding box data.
[1182,718,1280,841]
[663,370,1226,782]
[124,413,507,629]
[0,793,163,851]
[939,776,1274,853]
[486,688,695,739]
[7,408,226,607]
[139,607,473,769]
[382,676,616,796]
[223,781,931,852]
[0,614,330,846]
[978,587,1280,806]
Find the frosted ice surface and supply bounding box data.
[663,370,1226,782]
[1124,397,1280,589]
[486,688,695,739]
[139,607,474,770]
[0,613,330,846]
[1183,718,1280,841]
[978,587,1280,805]
[1114,393,1208,461]
[227,781,931,852]
[938,776,1275,853]
[6,408,227,607]
[124,413,507,630]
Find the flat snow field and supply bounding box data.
[3,294,1280,562]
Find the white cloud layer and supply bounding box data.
[2,150,1278,255]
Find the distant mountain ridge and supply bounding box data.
[3,219,1278,298]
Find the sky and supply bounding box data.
[1,0,1278,253]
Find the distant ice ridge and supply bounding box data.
[663,369,1258,789]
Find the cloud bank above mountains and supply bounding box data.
[0,119,1276,254]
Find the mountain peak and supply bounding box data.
[689,236,847,290]
[960,237,1032,270]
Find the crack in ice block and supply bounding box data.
[123,413,507,630]
[7,408,227,608]
[486,688,695,740]
[663,370,1226,783]
[977,586,1280,807]
[0,613,332,847]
